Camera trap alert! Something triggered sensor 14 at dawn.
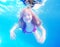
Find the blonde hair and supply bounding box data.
[18,8,41,31]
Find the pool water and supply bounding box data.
[0,0,60,47]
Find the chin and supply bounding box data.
[27,20,31,23]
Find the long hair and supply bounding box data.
[18,8,41,31]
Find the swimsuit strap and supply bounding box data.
[33,26,36,32]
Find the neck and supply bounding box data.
[26,22,32,26]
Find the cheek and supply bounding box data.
[23,17,26,22]
[30,15,32,20]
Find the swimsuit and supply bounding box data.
[23,26,36,33]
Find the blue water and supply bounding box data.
[0,0,60,47]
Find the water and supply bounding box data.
[0,0,60,47]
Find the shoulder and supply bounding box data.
[15,23,22,30]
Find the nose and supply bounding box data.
[26,15,30,18]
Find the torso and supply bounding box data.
[25,23,36,33]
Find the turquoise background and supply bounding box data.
[0,0,60,47]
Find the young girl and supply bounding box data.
[10,7,46,44]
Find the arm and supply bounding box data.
[39,25,46,43]
[33,25,46,44]
[39,0,47,6]
[10,23,18,39]
[32,0,47,9]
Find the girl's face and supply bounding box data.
[23,11,32,24]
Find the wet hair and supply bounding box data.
[21,0,41,7]
[18,8,41,31]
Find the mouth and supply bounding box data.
[26,18,30,21]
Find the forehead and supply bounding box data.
[24,9,32,15]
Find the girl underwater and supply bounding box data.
[10,7,46,44]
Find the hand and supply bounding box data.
[10,31,16,40]
[10,23,18,40]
